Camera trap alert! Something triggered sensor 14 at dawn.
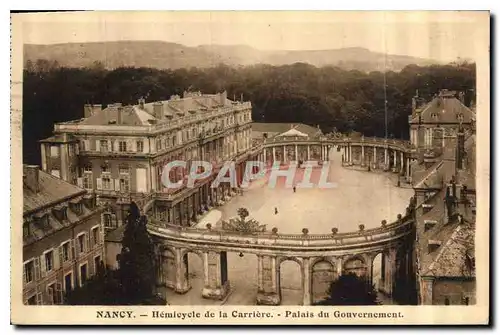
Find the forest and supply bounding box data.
[22,60,476,165]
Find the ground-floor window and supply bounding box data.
[80,263,88,286]
[64,272,73,292]
[26,295,37,305]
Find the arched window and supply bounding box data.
[444,297,450,305]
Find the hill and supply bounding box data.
[24,41,440,72]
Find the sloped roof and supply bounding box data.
[252,123,322,138]
[79,105,156,126]
[424,222,475,278]
[410,95,475,124]
[23,167,85,215]
[276,128,309,137]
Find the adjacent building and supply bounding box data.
[23,165,105,305]
[410,89,477,305]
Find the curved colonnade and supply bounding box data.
[147,135,417,305]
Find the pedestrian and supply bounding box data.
[293,186,296,193]
[274,207,278,215]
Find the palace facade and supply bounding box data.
[23,165,105,305]
[39,91,256,233]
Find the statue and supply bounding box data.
[221,207,266,234]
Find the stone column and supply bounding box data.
[256,255,280,305]
[326,146,330,161]
[349,144,353,165]
[295,144,298,162]
[393,151,397,171]
[202,251,229,300]
[406,158,411,181]
[174,249,190,293]
[361,145,365,166]
[307,145,311,160]
[400,152,405,175]
[384,147,388,168]
[364,254,373,285]
[302,257,312,306]
[383,248,397,297]
[373,147,377,166]
[263,148,267,163]
[283,145,287,162]
[272,147,276,163]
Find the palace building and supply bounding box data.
[23,165,105,305]
[39,91,256,232]
[409,89,477,305]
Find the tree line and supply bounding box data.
[23,60,475,165]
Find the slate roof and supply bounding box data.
[251,123,322,139]
[79,105,156,126]
[276,128,309,137]
[410,92,475,124]
[23,167,86,215]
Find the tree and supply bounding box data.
[118,202,158,304]
[315,273,379,305]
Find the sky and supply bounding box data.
[17,11,488,62]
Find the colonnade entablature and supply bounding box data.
[148,214,414,306]
[254,135,415,182]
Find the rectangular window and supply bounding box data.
[64,273,72,292]
[119,178,130,192]
[78,234,85,254]
[83,175,92,189]
[136,140,144,152]
[102,176,111,190]
[47,283,57,304]
[83,166,92,173]
[119,141,127,152]
[100,140,108,152]
[92,227,99,246]
[62,242,70,262]
[24,260,34,284]
[103,214,113,228]
[44,251,54,272]
[50,146,59,157]
[80,264,88,286]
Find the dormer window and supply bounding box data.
[52,205,68,221]
[69,200,83,215]
[23,222,31,238]
[431,112,438,119]
[457,113,464,122]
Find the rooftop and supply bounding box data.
[410,90,475,124]
[23,165,85,215]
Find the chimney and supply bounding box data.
[92,104,102,115]
[153,102,164,120]
[23,165,40,193]
[457,127,465,170]
[84,104,93,118]
[220,91,227,106]
[117,106,123,125]
[458,91,465,104]
[138,97,145,110]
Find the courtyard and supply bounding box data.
[163,148,414,305]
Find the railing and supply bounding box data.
[261,136,412,152]
[147,214,413,248]
[55,105,252,135]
